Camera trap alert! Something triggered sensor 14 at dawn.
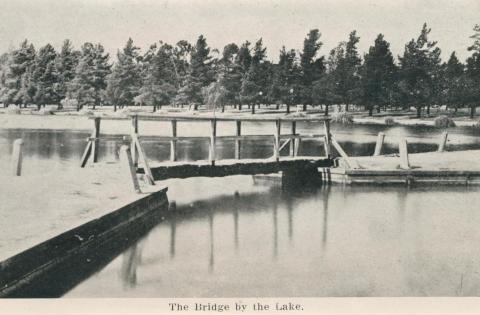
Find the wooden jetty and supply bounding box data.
[80,114,336,187]
[331,134,480,186]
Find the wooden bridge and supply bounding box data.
[80,114,337,191]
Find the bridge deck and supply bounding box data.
[139,157,333,180]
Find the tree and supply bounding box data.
[268,47,300,113]
[137,42,178,111]
[55,39,80,103]
[398,23,442,118]
[240,38,270,113]
[360,34,397,116]
[335,31,362,111]
[299,29,325,110]
[106,38,142,109]
[216,43,240,107]
[68,42,111,110]
[465,24,480,118]
[176,35,214,108]
[0,40,36,107]
[32,43,58,108]
[441,52,465,113]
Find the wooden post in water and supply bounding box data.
[131,115,139,167]
[12,139,23,176]
[437,132,448,152]
[209,119,217,165]
[289,121,296,157]
[323,120,332,158]
[170,120,177,162]
[399,138,410,169]
[120,145,141,193]
[373,132,385,156]
[274,119,281,161]
[235,120,241,160]
[91,117,101,163]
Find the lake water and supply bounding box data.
[2,121,480,296]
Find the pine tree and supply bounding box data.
[217,43,240,107]
[32,43,58,108]
[299,29,325,110]
[55,39,80,103]
[360,34,397,116]
[0,40,36,107]
[68,42,111,110]
[440,52,465,113]
[335,31,362,111]
[268,47,300,112]
[106,38,142,109]
[398,23,441,118]
[137,42,178,111]
[177,35,214,108]
[466,24,480,118]
[240,38,270,113]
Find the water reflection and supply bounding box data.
[120,243,140,288]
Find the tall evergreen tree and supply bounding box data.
[299,29,325,110]
[0,40,36,107]
[106,38,142,108]
[55,39,80,103]
[466,24,480,117]
[360,34,397,116]
[441,52,465,113]
[68,42,111,109]
[335,31,362,111]
[32,43,58,108]
[398,23,441,118]
[217,43,240,107]
[137,42,178,111]
[240,38,270,113]
[176,35,214,108]
[268,47,300,112]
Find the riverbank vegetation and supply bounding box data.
[0,24,479,119]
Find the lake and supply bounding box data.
[2,121,480,296]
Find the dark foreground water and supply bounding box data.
[2,122,480,296]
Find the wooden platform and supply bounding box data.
[331,150,480,185]
[140,157,334,180]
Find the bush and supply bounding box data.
[434,115,456,128]
[384,116,396,125]
[331,111,354,125]
[5,105,21,115]
[38,107,55,115]
[473,120,480,129]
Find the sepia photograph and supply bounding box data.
[1,0,480,309]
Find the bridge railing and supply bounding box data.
[80,114,334,184]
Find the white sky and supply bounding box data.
[0,0,478,62]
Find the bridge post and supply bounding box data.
[274,119,281,161]
[131,115,139,167]
[399,138,410,169]
[323,120,332,158]
[289,121,296,157]
[437,131,448,152]
[91,117,101,163]
[170,120,177,161]
[235,120,241,160]
[373,132,385,156]
[209,119,217,165]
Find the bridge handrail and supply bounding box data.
[87,114,330,123]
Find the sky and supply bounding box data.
[0,0,478,62]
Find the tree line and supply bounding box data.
[0,23,479,118]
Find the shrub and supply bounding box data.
[38,107,55,115]
[434,115,456,128]
[384,116,396,125]
[473,120,480,129]
[5,105,21,115]
[331,111,354,125]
